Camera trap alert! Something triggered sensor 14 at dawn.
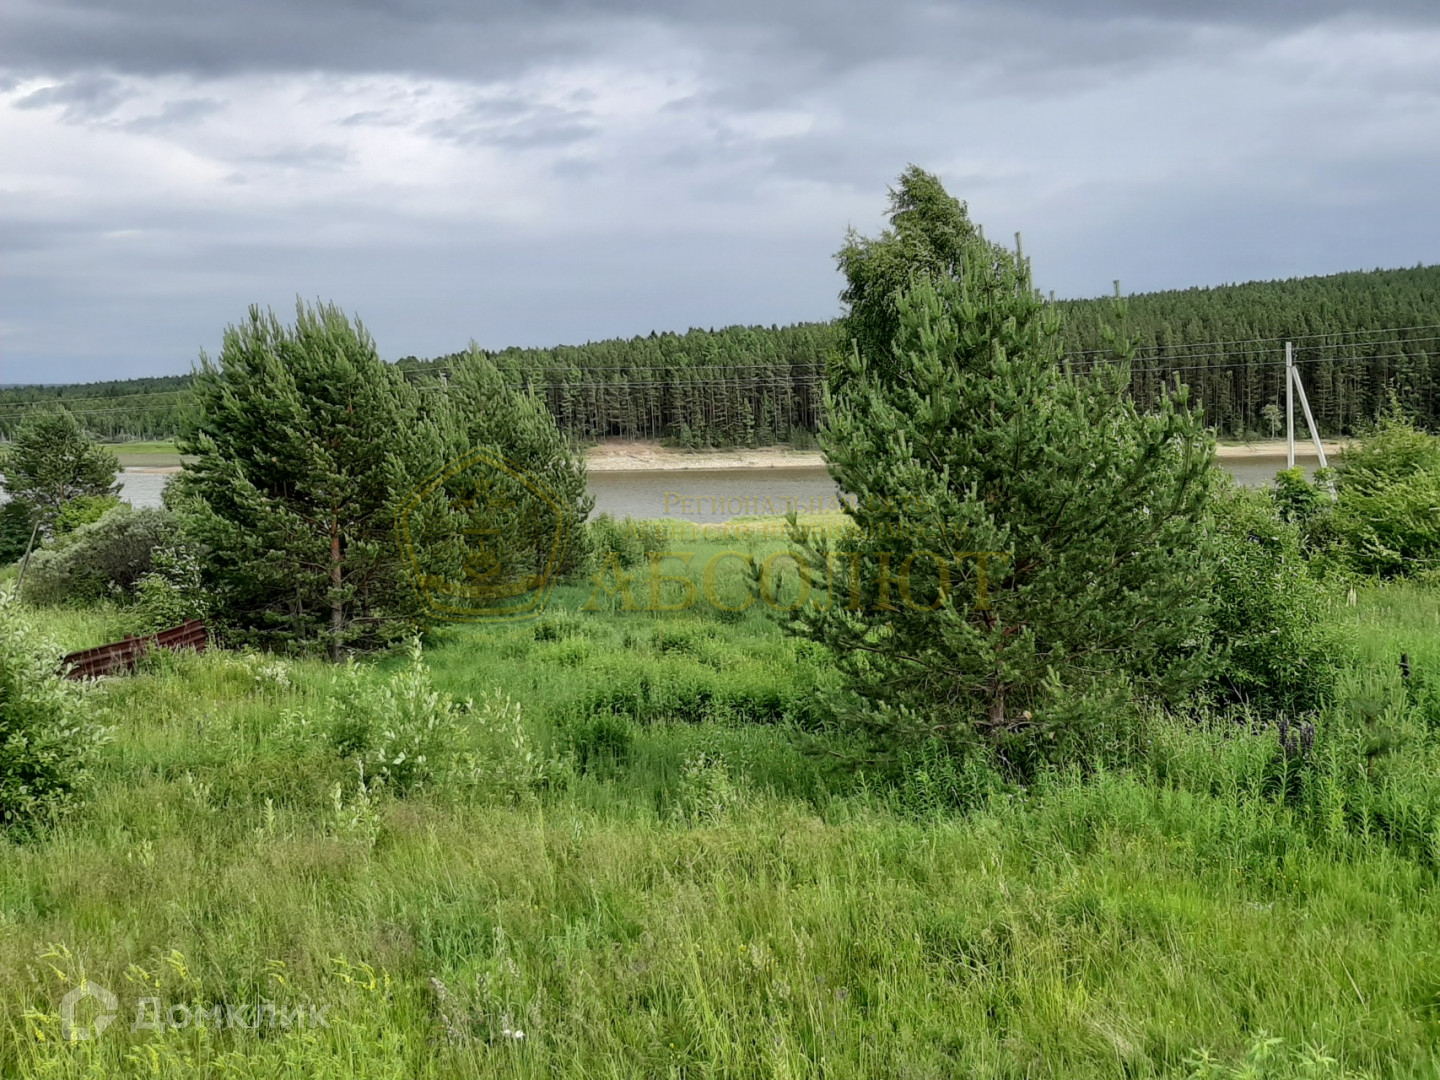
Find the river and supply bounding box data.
[101,455,1318,523]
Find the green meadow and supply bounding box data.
[3,525,1439,1078]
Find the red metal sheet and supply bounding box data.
[60,620,210,679]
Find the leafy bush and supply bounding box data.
[298,641,562,800]
[583,513,669,572]
[0,500,34,565]
[1334,406,1440,495]
[0,589,108,835]
[1335,467,1440,577]
[1331,408,1440,577]
[672,750,745,824]
[1271,467,1327,527]
[52,494,121,537]
[133,543,212,632]
[20,505,180,605]
[1205,484,1348,712]
[586,513,645,570]
[316,641,468,795]
[459,689,565,801]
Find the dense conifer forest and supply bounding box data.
[2,264,1436,444]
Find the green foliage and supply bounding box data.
[20,505,180,606]
[174,301,450,658]
[315,641,469,795]
[287,641,562,802]
[833,165,986,395]
[672,750,746,824]
[0,590,107,836]
[791,169,1216,765]
[1336,468,1440,577]
[1205,484,1348,712]
[1334,403,1440,496]
[1271,466,1326,525]
[0,407,119,526]
[1331,408,1440,576]
[133,542,212,632]
[51,493,122,537]
[584,512,646,570]
[445,345,594,581]
[1260,402,1284,439]
[0,500,33,565]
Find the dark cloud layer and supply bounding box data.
[9,0,1435,82]
[2,1,1438,384]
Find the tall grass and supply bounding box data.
[2,576,1439,1077]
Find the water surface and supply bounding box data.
[9,454,1325,521]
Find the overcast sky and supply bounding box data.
[3,1,1438,385]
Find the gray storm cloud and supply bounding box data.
[2,0,1438,383]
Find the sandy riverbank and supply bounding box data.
[110,438,1348,477]
[1213,439,1347,460]
[583,438,1347,472]
[584,442,826,472]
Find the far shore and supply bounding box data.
[110,437,1350,476]
[580,438,1347,473]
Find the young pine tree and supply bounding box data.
[174,302,449,657]
[0,407,120,588]
[789,171,1217,766]
[444,345,593,582]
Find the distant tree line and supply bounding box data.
[2,266,1437,445]
[398,322,835,449]
[0,375,191,440]
[1056,265,1440,439]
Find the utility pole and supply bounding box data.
[1286,341,1295,469]
[1284,340,1336,499]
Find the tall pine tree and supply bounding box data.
[174,302,448,657]
[789,171,1217,765]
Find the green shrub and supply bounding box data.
[51,494,121,537]
[1334,406,1440,496]
[1271,466,1327,526]
[584,513,645,570]
[133,543,211,632]
[1335,467,1440,577]
[1331,408,1440,577]
[318,641,468,795]
[672,750,746,824]
[1205,484,1349,712]
[20,505,180,605]
[0,589,108,835]
[300,641,563,800]
[0,500,34,565]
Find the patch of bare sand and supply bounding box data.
[1214,439,1347,460]
[584,439,1346,471]
[584,440,825,472]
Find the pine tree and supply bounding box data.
[833,165,984,396]
[0,407,119,587]
[445,345,593,583]
[788,172,1217,765]
[174,301,447,657]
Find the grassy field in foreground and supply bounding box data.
[2,564,1440,1077]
